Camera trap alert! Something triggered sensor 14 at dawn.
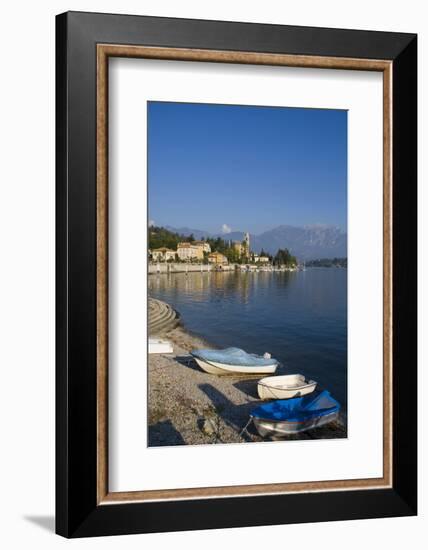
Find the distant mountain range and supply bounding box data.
[165,224,347,260]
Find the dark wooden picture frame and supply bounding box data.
[56,11,417,538]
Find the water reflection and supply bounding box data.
[149,268,347,410]
[149,270,296,306]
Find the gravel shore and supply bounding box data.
[148,325,347,447]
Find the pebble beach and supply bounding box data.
[148,305,347,447]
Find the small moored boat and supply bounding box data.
[251,390,340,436]
[191,347,278,375]
[257,374,317,400]
[148,338,173,354]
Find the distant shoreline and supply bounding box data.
[148,262,305,275]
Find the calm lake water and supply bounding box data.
[149,268,347,411]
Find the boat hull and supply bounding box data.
[257,375,317,400]
[253,410,339,436]
[194,357,277,375]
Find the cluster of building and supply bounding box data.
[149,240,228,264]
[149,232,270,266]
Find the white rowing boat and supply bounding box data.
[257,374,317,400]
[193,357,278,375]
[191,347,278,375]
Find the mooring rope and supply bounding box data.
[239,417,253,439]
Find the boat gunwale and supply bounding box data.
[191,349,279,368]
[251,409,340,425]
[257,379,317,391]
[205,359,278,371]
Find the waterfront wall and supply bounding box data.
[149,262,236,274]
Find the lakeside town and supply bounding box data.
[148,225,347,274]
[148,225,300,273]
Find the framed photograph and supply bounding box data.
[56,11,417,537]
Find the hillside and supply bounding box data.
[164,224,347,260]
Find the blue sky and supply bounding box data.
[148,102,347,235]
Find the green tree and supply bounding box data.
[274,248,297,267]
[148,226,197,250]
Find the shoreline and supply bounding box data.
[148,262,305,275]
[148,306,347,447]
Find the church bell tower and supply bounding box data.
[244,232,250,256]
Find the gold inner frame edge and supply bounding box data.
[96,44,393,504]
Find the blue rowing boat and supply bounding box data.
[251,390,341,436]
